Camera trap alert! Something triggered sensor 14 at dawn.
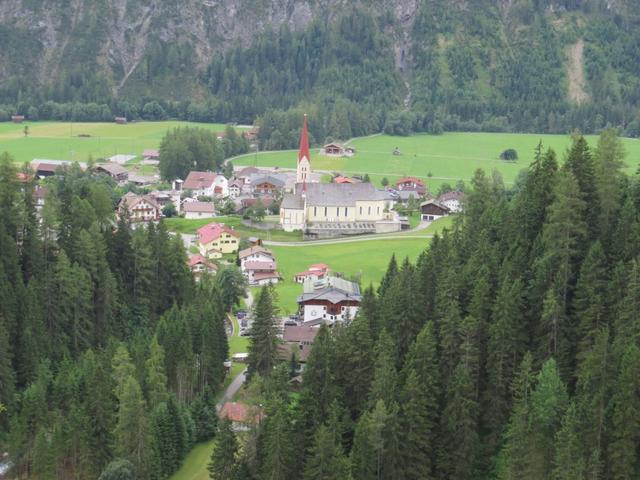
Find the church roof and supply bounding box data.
[281,194,305,209]
[298,114,310,163]
[302,182,387,207]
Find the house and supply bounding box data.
[322,143,355,157]
[219,402,263,432]
[184,171,229,198]
[236,167,260,186]
[128,174,158,187]
[334,176,356,184]
[30,160,87,178]
[294,263,330,283]
[114,116,127,124]
[420,199,450,221]
[395,177,427,196]
[243,126,260,142]
[108,154,136,165]
[251,175,286,196]
[95,163,129,182]
[297,276,361,324]
[239,246,279,286]
[118,192,161,223]
[243,260,280,286]
[143,149,160,160]
[183,201,216,219]
[280,116,398,236]
[438,191,465,213]
[34,185,46,213]
[148,190,181,214]
[228,179,243,198]
[187,254,218,281]
[238,196,275,214]
[11,115,25,123]
[278,325,319,363]
[239,246,274,264]
[197,223,240,259]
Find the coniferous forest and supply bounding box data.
[211,129,640,480]
[0,156,241,479]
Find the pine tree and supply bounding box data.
[563,135,598,237]
[552,402,587,480]
[368,329,397,408]
[377,254,397,298]
[608,344,640,480]
[594,128,626,238]
[145,336,168,409]
[303,425,351,480]
[247,286,279,378]
[262,400,295,480]
[208,419,239,480]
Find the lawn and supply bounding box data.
[170,440,214,480]
[165,216,303,242]
[233,132,640,191]
[0,121,245,164]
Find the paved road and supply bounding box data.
[216,368,247,412]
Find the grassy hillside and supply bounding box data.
[235,132,640,190]
[0,121,241,164]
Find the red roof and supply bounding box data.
[298,114,310,163]
[187,254,217,270]
[197,223,240,244]
[334,176,355,184]
[184,171,218,190]
[309,263,329,272]
[396,176,425,187]
[220,402,262,424]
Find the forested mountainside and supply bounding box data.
[2,0,640,140]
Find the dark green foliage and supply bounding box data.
[247,286,279,378]
[208,419,239,480]
[98,459,138,480]
[158,127,224,181]
[500,149,518,161]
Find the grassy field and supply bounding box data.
[170,440,214,480]
[0,121,244,164]
[232,132,640,191]
[165,216,303,242]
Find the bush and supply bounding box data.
[500,149,518,161]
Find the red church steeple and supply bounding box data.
[296,114,311,190]
[298,114,310,163]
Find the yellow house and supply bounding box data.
[196,223,240,259]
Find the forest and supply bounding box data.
[0,158,246,479]
[2,2,640,143]
[213,129,640,479]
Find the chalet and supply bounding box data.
[236,167,260,186]
[294,263,330,283]
[297,276,361,324]
[395,177,427,196]
[243,126,260,142]
[11,115,25,123]
[118,192,161,223]
[183,171,228,198]
[34,185,46,213]
[228,179,243,198]
[197,223,240,259]
[187,254,218,281]
[278,325,319,363]
[148,190,181,213]
[128,174,158,187]
[95,163,129,182]
[239,246,274,264]
[420,199,450,221]
[219,402,263,432]
[239,246,279,286]
[251,175,285,196]
[438,191,465,213]
[322,143,355,157]
[31,160,86,178]
[143,149,160,160]
[239,196,275,214]
[114,116,127,124]
[183,201,216,219]
[243,260,280,286]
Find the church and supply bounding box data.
[280,116,400,238]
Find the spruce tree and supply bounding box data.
[368,329,397,408]
[208,418,238,480]
[247,286,279,378]
[145,336,168,409]
[303,425,350,480]
[552,402,587,480]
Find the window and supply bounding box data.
[377,207,380,214]
[368,206,371,215]
[336,207,340,217]
[344,207,348,216]
[359,206,362,215]
[314,207,317,216]
[324,207,327,216]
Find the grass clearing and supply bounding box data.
[165,216,303,242]
[170,440,214,480]
[236,132,640,191]
[0,121,245,164]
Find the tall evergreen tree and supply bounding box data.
[247,286,279,378]
[303,425,351,480]
[208,418,239,480]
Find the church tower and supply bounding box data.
[296,114,311,188]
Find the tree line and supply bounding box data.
[0,157,242,479]
[210,129,640,479]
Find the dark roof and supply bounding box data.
[281,194,305,209]
[299,182,387,207]
[96,163,128,176]
[298,286,362,305]
[420,199,450,212]
[251,175,285,188]
[438,191,465,202]
[183,171,217,190]
[283,325,319,343]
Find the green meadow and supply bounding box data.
[233,132,640,190]
[0,121,242,164]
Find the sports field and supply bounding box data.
[232,132,640,190]
[0,121,243,164]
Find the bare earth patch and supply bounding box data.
[567,39,590,104]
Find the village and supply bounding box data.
[15,115,464,435]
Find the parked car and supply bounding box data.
[240,328,252,337]
[236,310,247,319]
